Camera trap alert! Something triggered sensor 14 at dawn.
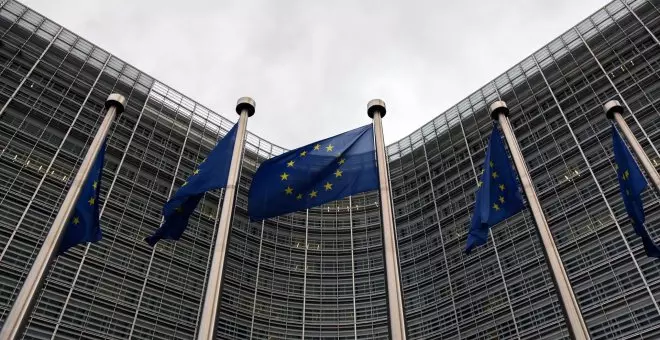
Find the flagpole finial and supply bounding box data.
[236,97,256,117]
[604,100,623,120]
[105,93,126,115]
[489,100,509,120]
[367,99,386,118]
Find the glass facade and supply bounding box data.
[0,0,659,339]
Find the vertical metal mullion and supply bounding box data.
[301,209,309,339]
[0,6,36,81]
[0,46,104,263]
[348,196,357,340]
[48,56,126,339]
[575,19,660,160]
[1,32,93,156]
[125,107,199,338]
[0,7,43,94]
[519,43,631,331]
[420,121,462,339]
[0,24,62,119]
[455,106,522,339]
[0,29,82,196]
[41,61,129,337]
[0,30,83,161]
[248,220,266,338]
[126,89,198,339]
[531,52,660,316]
[248,142,274,339]
[168,112,222,336]
[621,0,660,47]
[0,32,98,173]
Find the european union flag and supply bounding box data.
[248,124,378,220]
[466,125,525,254]
[145,123,238,246]
[59,140,107,254]
[612,125,660,258]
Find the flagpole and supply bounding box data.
[0,93,126,340]
[367,99,407,340]
[490,101,590,340]
[604,100,660,195]
[196,97,254,340]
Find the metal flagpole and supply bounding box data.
[0,93,126,340]
[604,100,660,195]
[196,97,254,340]
[367,99,407,340]
[490,101,590,340]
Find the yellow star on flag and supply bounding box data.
[88,197,95,205]
[284,186,294,195]
[493,203,500,211]
[334,169,343,178]
[287,160,295,167]
[499,196,505,204]
[489,161,494,168]
[492,171,499,179]
[324,182,333,191]
[326,144,334,152]
[296,193,303,200]
[309,190,318,198]
[477,181,483,187]
[182,181,188,187]
[92,181,98,190]
[300,150,307,157]
[623,169,630,180]
[72,216,80,225]
[313,144,320,151]
[338,158,346,165]
[194,169,200,175]
[499,184,505,191]
[280,172,289,181]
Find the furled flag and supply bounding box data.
[248,124,379,220]
[59,140,107,254]
[466,125,525,254]
[611,124,660,258]
[145,123,238,246]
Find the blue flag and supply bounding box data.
[248,124,378,220]
[59,140,107,254]
[466,125,525,254]
[145,123,238,246]
[612,125,660,258]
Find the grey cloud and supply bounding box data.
[23,0,608,147]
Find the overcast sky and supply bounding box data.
[23,0,608,147]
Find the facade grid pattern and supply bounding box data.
[0,0,659,339]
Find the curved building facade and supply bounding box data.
[1,0,660,339]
